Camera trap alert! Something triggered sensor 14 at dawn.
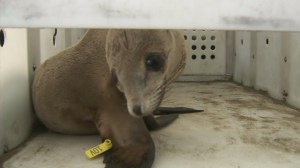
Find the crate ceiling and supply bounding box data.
[0,0,299,31]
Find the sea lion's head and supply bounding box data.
[106,30,186,117]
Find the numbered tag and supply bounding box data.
[85,139,112,159]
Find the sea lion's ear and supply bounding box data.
[111,69,124,92]
[106,30,129,52]
[105,30,124,72]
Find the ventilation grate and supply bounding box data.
[183,30,226,75]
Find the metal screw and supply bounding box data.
[33,64,37,71]
[282,90,288,97]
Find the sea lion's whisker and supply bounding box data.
[163,88,172,100]
[148,90,163,105]
[149,94,161,104]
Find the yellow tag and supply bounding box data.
[85,139,112,159]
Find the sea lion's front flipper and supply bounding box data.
[154,107,204,115]
[98,110,155,168]
[103,138,155,168]
[143,114,178,131]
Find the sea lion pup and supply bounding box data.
[32,29,187,168]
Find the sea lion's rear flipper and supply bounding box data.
[154,107,204,115]
[144,107,204,131]
[143,114,178,131]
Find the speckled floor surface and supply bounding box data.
[3,82,300,168]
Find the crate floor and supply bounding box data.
[3,82,300,168]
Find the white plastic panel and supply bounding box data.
[1,0,300,31]
[234,31,300,109]
[183,30,226,75]
[39,29,87,63]
[285,33,300,108]
[27,29,41,82]
[234,32,252,86]
[65,29,88,47]
[255,32,283,99]
[225,31,235,75]
[234,32,284,99]
[40,29,66,63]
[234,31,257,87]
[0,28,87,154]
[0,29,33,154]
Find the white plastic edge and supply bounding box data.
[0,0,300,31]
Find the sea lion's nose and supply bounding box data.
[132,105,142,115]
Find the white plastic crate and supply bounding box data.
[1,28,300,167]
[1,1,300,167]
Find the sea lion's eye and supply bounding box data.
[145,53,165,72]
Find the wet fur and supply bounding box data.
[32,29,186,168]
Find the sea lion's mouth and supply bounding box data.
[128,105,153,118]
[132,105,142,116]
[130,88,164,117]
[127,99,161,118]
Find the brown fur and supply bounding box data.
[32,29,186,168]
[106,30,186,116]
